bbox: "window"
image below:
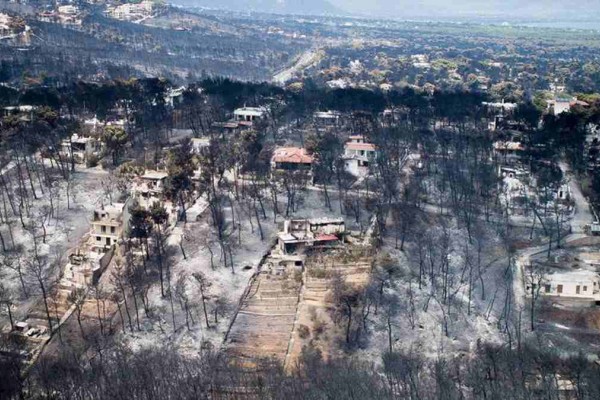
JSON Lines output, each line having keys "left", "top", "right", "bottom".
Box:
{"left": 584, "top": 286, "right": 588, "bottom": 292}
{"left": 101, "top": 226, "right": 106, "bottom": 233}
{"left": 545, "top": 285, "right": 551, "bottom": 293}
{"left": 111, "top": 227, "right": 116, "bottom": 234}
{"left": 576, "top": 285, "right": 581, "bottom": 295}
{"left": 557, "top": 284, "right": 563, "bottom": 294}
{"left": 96, "top": 236, "right": 101, "bottom": 242}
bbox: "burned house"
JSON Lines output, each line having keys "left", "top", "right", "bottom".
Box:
{"left": 60, "top": 134, "right": 104, "bottom": 164}
{"left": 314, "top": 110, "right": 342, "bottom": 128}
{"left": 277, "top": 218, "right": 346, "bottom": 256}
{"left": 62, "top": 249, "right": 114, "bottom": 287}
{"left": 131, "top": 170, "right": 168, "bottom": 209}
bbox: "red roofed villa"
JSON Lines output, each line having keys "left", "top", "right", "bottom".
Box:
{"left": 271, "top": 147, "right": 314, "bottom": 172}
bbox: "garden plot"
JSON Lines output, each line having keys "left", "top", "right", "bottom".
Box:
{"left": 285, "top": 248, "right": 373, "bottom": 370}
{"left": 225, "top": 265, "right": 302, "bottom": 366}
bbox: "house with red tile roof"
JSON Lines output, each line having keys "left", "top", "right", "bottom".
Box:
{"left": 271, "top": 147, "right": 314, "bottom": 172}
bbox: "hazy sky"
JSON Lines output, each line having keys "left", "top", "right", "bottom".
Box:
{"left": 330, "top": 0, "right": 600, "bottom": 18}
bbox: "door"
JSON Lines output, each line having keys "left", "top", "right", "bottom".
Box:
{"left": 557, "top": 284, "right": 563, "bottom": 294}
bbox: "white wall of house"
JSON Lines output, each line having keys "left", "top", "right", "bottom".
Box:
{"left": 528, "top": 272, "right": 600, "bottom": 300}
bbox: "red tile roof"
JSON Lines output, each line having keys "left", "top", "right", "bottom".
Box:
{"left": 346, "top": 142, "right": 377, "bottom": 152}
{"left": 315, "top": 234, "right": 339, "bottom": 242}
{"left": 272, "top": 147, "right": 314, "bottom": 164}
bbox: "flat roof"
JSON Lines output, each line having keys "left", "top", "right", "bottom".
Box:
{"left": 545, "top": 270, "right": 600, "bottom": 283}
{"left": 234, "top": 107, "right": 266, "bottom": 116}
{"left": 142, "top": 171, "right": 168, "bottom": 180}
{"left": 95, "top": 202, "right": 125, "bottom": 215}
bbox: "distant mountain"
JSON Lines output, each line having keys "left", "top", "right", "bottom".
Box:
{"left": 172, "top": 0, "right": 344, "bottom": 16}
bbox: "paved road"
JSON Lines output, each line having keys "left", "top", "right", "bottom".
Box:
{"left": 272, "top": 48, "right": 321, "bottom": 85}
{"left": 560, "top": 161, "right": 594, "bottom": 233}
{"left": 512, "top": 163, "right": 593, "bottom": 312}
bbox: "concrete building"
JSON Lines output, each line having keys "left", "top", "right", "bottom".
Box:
{"left": 132, "top": 170, "right": 168, "bottom": 207}
{"left": 277, "top": 218, "right": 345, "bottom": 255}
{"left": 527, "top": 270, "right": 600, "bottom": 301}
{"left": 344, "top": 135, "right": 378, "bottom": 176}
{"left": 482, "top": 100, "right": 518, "bottom": 113}
{"left": 60, "top": 134, "right": 103, "bottom": 164}
{"left": 233, "top": 107, "right": 267, "bottom": 123}
{"left": 191, "top": 137, "right": 210, "bottom": 154}
{"left": 90, "top": 203, "right": 129, "bottom": 251}
{"left": 56, "top": 5, "right": 82, "bottom": 25}
{"left": 0, "top": 13, "right": 13, "bottom": 36}
{"left": 165, "top": 86, "right": 185, "bottom": 108}
{"left": 547, "top": 96, "right": 589, "bottom": 116}
{"left": 313, "top": 110, "right": 342, "bottom": 127}
{"left": 381, "top": 108, "right": 408, "bottom": 126}
{"left": 493, "top": 141, "right": 526, "bottom": 164}
{"left": 3, "top": 105, "right": 36, "bottom": 118}
{"left": 107, "top": 0, "right": 154, "bottom": 22}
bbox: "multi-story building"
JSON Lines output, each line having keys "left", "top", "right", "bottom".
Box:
{"left": 90, "top": 203, "right": 128, "bottom": 251}
{"left": 343, "top": 135, "right": 378, "bottom": 176}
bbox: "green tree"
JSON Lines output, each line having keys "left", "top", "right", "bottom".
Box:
{"left": 103, "top": 126, "right": 128, "bottom": 166}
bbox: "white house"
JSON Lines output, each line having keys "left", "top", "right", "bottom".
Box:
{"left": 90, "top": 203, "right": 129, "bottom": 251}
{"left": 57, "top": 5, "right": 78, "bottom": 15}
{"left": 165, "top": 86, "right": 185, "bottom": 108}
{"left": 493, "top": 141, "right": 526, "bottom": 164}
{"left": 344, "top": 135, "right": 378, "bottom": 176}
{"left": 233, "top": 107, "right": 267, "bottom": 123}
{"left": 57, "top": 5, "right": 81, "bottom": 25}
{"left": 547, "top": 96, "right": 589, "bottom": 116}
{"left": 191, "top": 137, "right": 210, "bottom": 154}
{"left": 131, "top": 170, "right": 169, "bottom": 209}
{"left": 0, "top": 13, "right": 13, "bottom": 36}
{"left": 482, "top": 100, "right": 518, "bottom": 113}
{"left": 527, "top": 270, "right": 600, "bottom": 301}
{"left": 314, "top": 110, "right": 342, "bottom": 127}
{"left": 107, "top": 0, "right": 154, "bottom": 21}
{"left": 61, "top": 134, "right": 103, "bottom": 164}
